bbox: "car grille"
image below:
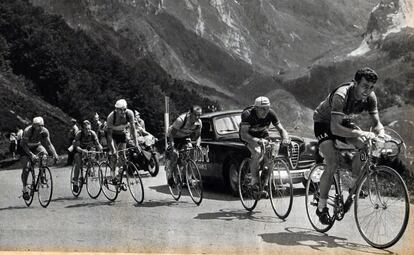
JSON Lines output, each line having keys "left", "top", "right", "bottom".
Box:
{"left": 289, "top": 141, "right": 300, "bottom": 168}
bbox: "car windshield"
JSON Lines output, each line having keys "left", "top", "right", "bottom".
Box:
{"left": 215, "top": 114, "right": 241, "bottom": 135}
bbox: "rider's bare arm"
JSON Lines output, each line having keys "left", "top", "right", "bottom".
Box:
{"left": 240, "top": 124, "right": 260, "bottom": 144}
{"left": 92, "top": 132, "right": 103, "bottom": 151}
{"left": 125, "top": 110, "right": 139, "bottom": 149}
{"left": 330, "top": 94, "right": 372, "bottom": 138}
{"left": 44, "top": 133, "right": 58, "bottom": 158}
{"left": 274, "top": 123, "right": 290, "bottom": 143}
{"left": 106, "top": 128, "right": 115, "bottom": 153}
{"left": 370, "top": 113, "right": 385, "bottom": 137}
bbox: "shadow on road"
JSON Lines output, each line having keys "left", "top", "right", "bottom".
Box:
{"left": 134, "top": 199, "right": 189, "bottom": 208}
{"left": 51, "top": 196, "right": 84, "bottom": 203}
{"left": 259, "top": 227, "right": 393, "bottom": 254}
{"left": 149, "top": 183, "right": 239, "bottom": 202}
{"left": 0, "top": 205, "right": 33, "bottom": 211}
{"left": 194, "top": 209, "right": 284, "bottom": 223}
{"left": 65, "top": 201, "right": 114, "bottom": 208}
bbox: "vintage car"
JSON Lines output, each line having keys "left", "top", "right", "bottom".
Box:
{"left": 196, "top": 110, "right": 316, "bottom": 195}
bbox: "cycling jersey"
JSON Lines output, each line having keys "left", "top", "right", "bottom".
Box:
{"left": 168, "top": 113, "right": 202, "bottom": 139}
{"left": 21, "top": 125, "right": 50, "bottom": 148}
{"left": 74, "top": 130, "right": 100, "bottom": 150}
{"left": 240, "top": 106, "right": 280, "bottom": 139}
{"left": 314, "top": 82, "right": 378, "bottom": 123}
{"left": 106, "top": 109, "right": 134, "bottom": 133}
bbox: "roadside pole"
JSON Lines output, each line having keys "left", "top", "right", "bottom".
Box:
{"left": 164, "top": 96, "right": 169, "bottom": 149}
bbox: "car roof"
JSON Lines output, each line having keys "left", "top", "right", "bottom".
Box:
{"left": 200, "top": 109, "right": 242, "bottom": 119}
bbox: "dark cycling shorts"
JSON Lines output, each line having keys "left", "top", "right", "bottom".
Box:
{"left": 239, "top": 131, "right": 269, "bottom": 143}
{"left": 173, "top": 137, "right": 191, "bottom": 150}
{"left": 314, "top": 122, "right": 346, "bottom": 145}
{"left": 112, "top": 132, "right": 127, "bottom": 144}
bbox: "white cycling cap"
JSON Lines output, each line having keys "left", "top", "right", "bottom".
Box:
{"left": 33, "top": 116, "right": 44, "bottom": 126}
{"left": 115, "top": 99, "right": 127, "bottom": 108}
{"left": 254, "top": 96, "right": 270, "bottom": 107}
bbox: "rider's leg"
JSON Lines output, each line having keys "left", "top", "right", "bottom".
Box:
{"left": 318, "top": 139, "right": 338, "bottom": 210}
{"left": 109, "top": 139, "right": 117, "bottom": 178}
{"left": 346, "top": 137, "right": 365, "bottom": 181}
{"left": 73, "top": 152, "right": 82, "bottom": 182}
{"left": 167, "top": 148, "right": 179, "bottom": 185}
{"left": 246, "top": 142, "right": 262, "bottom": 186}
{"left": 262, "top": 143, "right": 279, "bottom": 186}
{"left": 117, "top": 142, "right": 127, "bottom": 177}
{"left": 20, "top": 155, "right": 31, "bottom": 191}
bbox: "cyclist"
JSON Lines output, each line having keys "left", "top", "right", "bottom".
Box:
{"left": 72, "top": 120, "right": 103, "bottom": 192}
{"left": 313, "top": 67, "right": 385, "bottom": 225}
{"left": 166, "top": 105, "right": 203, "bottom": 186}
{"left": 239, "top": 96, "right": 290, "bottom": 196}
{"left": 19, "top": 117, "right": 59, "bottom": 200}
{"left": 106, "top": 99, "right": 140, "bottom": 182}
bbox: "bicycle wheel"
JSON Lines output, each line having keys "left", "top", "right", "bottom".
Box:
{"left": 24, "top": 169, "right": 35, "bottom": 207}
{"left": 355, "top": 165, "right": 410, "bottom": 249}
{"left": 186, "top": 160, "right": 203, "bottom": 205}
{"left": 126, "top": 161, "right": 144, "bottom": 204}
{"left": 238, "top": 158, "right": 258, "bottom": 211}
{"left": 148, "top": 153, "right": 160, "bottom": 177}
{"left": 86, "top": 162, "right": 102, "bottom": 199}
{"left": 168, "top": 162, "right": 182, "bottom": 201}
{"left": 37, "top": 167, "right": 53, "bottom": 208}
{"left": 269, "top": 158, "right": 293, "bottom": 219}
{"left": 70, "top": 164, "right": 82, "bottom": 197}
{"left": 305, "top": 164, "right": 338, "bottom": 232}
{"left": 99, "top": 161, "right": 119, "bottom": 201}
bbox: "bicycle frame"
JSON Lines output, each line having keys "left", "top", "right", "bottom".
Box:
{"left": 329, "top": 136, "right": 398, "bottom": 220}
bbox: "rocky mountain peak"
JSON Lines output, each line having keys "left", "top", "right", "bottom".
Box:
{"left": 349, "top": 0, "right": 413, "bottom": 56}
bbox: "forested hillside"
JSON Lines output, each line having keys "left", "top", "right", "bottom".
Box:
{"left": 0, "top": 0, "right": 220, "bottom": 146}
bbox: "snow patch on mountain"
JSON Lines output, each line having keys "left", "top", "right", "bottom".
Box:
{"left": 195, "top": 5, "right": 205, "bottom": 36}
{"left": 384, "top": 0, "right": 413, "bottom": 37}
{"left": 348, "top": 39, "right": 371, "bottom": 57}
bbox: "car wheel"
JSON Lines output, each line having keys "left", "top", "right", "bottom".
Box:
{"left": 225, "top": 159, "right": 239, "bottom": 196}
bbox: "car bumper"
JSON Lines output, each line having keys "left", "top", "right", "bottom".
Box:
{"left": 273, "top": 168, "right": 312, "bottom": 183}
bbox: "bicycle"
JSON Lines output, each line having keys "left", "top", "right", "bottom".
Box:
{"left": 99, "top": 147, "right": 144, "bottom": 204}
{"left": 166, "top": 140, "right": 203, "bottom": 206}
{"left": 238, "top": 138, "right": 293, "bottom": 219}
{"left": 70, "top": 150, "right": 102, "bottom": 198}
{"left": 305, "top": 131, "right": 409, "bottom": 249}
{"left": 23, "top": 152, "right": 54, "bottom": 208}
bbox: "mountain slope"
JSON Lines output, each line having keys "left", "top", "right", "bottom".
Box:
{"left": 31, "top": 0, "right": 377, "bottom": 103}
{"left": 0, "top": 0, "right": 220, "bottom": 142}
{"left": 0, "top": 72, "right": 71, "bottom": 158}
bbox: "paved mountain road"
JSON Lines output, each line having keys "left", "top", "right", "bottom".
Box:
{"left": 0, "top": 166, "right": 413, "bottom": 254}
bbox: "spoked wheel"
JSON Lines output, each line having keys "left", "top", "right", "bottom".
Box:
{"left": 305, "top": 164, "right": 338, "bottom": 232}
{"left": 126, "top": 161, "right": 144, "bottom": 204}
{"left": 167, "top": 160, "right": 182, "bottom": 201}
{"left": 37, "top": 167, "right": 53, "bottom": 208}
{"left": 86, "top": 162, "right": 102, "bottom": 199}
{"left": 186, "top": 160, "right": 203, "bottom": 206}
{"left": 24, "top": 169, "right": 35, "bottom": 207}
{"left": 147, "top": 153, "right": 159, "bottom": 177}
{"left": 99, "top": 162, "right": 119, "bottom": 202}
{"left": 238, "top": 158, "right": 258, "bottom": 211}
{"left": 355, "top": 165, "right": 409, "bottom": 249}
{"left": 269, "top": 158, "right": 293, "bottom": 219}
{"left": 70, "top": 164, "right": 82, "bottom": 197}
